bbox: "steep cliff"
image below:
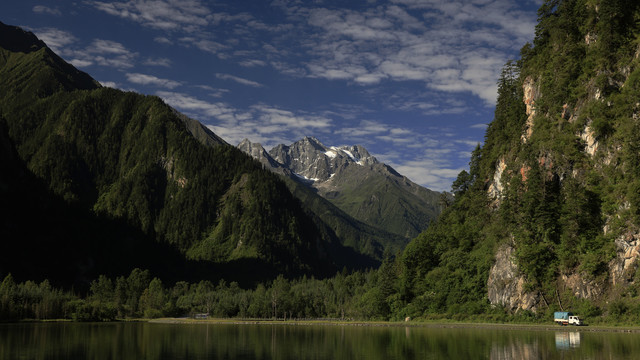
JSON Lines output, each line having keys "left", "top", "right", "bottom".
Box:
{"left": 398, "top": 0, "right": 640, "bottom": 318}
{"left": 484, "top": 0, "right": 640, "bottom": 313}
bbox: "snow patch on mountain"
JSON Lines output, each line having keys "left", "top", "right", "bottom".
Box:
{"left": 340, "top": 148, "right": 358, "bottom": 163}
{"left": 325, "top": 149, "right": 337, "bottom": 158}
{"left": 294, "top": 172, "right": 319, "bottom": 183}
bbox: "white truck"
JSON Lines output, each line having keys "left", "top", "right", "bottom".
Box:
{"left": 554, "top": 311, "right": 582, "bottom": 326}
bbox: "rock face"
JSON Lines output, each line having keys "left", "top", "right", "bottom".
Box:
{"left": 579, "top": 124, "right": 599, "bottom": 156}
{"left": 238, "top": 139, "right": 290, "bottom": 176}
{"left": 609, "top": 230, "right": 640, "bottom": 287}
{"left": 487, "top": 156, "right": 507, "bottom": 207}
{"left": 521, "top": 76, "right": 540, "bottom": 143}
{"left": 239, "top": 137, "right": 443, "bottom": 239}
{"left": 486, "top": 199, "right": 640, "bottom": 313}
{"left": 268, "top": 136, "right": 377, "bottom": 182}
{"left": 486, "top": 81, "right": 638, "bottom": 313}
{"left": 561, "top": 273, "right": 604, "bottom": 300}
{"left": 487, "top": 243, "right": 540, "bottom": 312}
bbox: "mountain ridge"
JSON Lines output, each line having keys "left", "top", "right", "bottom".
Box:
{"left": 0, "top": 21, "right": 379, "bottom": 286}
{"left": 239, "top": 137, "right": 444, "bottom": 240}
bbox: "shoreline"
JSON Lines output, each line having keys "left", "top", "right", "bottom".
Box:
{"left": 147, "top": 318, "right": 640, "bottom": 333}
{"left": 7, "top": 318, "right": 640, "bottom": 334}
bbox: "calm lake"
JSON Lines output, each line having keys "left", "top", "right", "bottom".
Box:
{"left": 2, "top": 322, "right": 640, "bottom": 359}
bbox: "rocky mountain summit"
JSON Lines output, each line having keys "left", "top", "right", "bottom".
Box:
{"left": 239, "top": 137, "right": 443, "bottom": 239}
{"left": 268, "top": 136, "right": 377, "bottom": 183}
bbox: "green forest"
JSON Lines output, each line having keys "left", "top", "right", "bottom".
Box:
{"left": 3, "top": 0, "right": 640, "bottom": 325}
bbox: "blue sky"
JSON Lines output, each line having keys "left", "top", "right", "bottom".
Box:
{"left": 1, "top": 0, "right": 541, "bottom": 191}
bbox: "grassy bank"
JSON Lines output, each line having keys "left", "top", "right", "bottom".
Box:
{"left": 147, "top": 317, "right": 640, "bottom": 333}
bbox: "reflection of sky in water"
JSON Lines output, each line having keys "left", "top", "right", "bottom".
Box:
{"left": 555, "top": 332, "right": 581, "bottom": 350}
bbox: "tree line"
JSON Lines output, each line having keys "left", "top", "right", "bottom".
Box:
{"left": 0, "top": 268, "right": 400, "bottom": 322}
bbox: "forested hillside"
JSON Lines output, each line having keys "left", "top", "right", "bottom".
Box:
{"left": 387, "top": 0, "right": 640, "bottom": 321}
{"left": 5, "top": 0, "right": 640, "bottom": 324}
{"left": 0, "top": 21, "right": 374, "bottom": 287}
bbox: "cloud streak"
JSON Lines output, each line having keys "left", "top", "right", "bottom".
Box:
{"left": 126, "top": 73, "right": 181, "bottom": 89}
{"left": 267, "top": 1, "right": 536, "bottom": 105}
{"left": 34, "top": 0, "right": 538, "bottom": 191}
{"left": 32, "top": 28, "right": 77, "bottom": 53}
{"left": 86, "top": 0, "right": 212, "bottom": 31}
{"left": 157, "top": 87, "right": 480, "bottom": 191}
{"left": 215, "top": 73, "right": 264, "bottom": 88}
{"left": 31, "top": 28, "right": 139, "bottom": 69}
{"left": 33, "top": 5, "right": 62, "bottom": 16}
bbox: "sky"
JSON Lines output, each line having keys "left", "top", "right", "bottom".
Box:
{"left": 1, "top": 0, "right": 542, "bottom": 192}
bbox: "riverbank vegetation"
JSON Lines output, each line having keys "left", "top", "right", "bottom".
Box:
{"left": 1, "top": 270, "right": 637, "bottom": 326}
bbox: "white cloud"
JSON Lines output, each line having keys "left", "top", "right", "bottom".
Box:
{"left": 99, "top": 80, "right": 118, "bottom": 88}
{"left": 238, "top": 59, "right": 267, "bottom": 67}
{"left": 155, "top": 91, "right": 333, "bottom": 149}
{"left": 33, "top": 5, "right": 62, "bottom": 16}
{"left": 157, "top": 91, "right": 242, "bottom": 120}
{"left": 32, "top": 28, "right": 77, "bottom": 53}
{"left": 253, "top": 105, "right": 332, "bottom": 129}
{"left": 126, "top": 73, "right": 181, "bottom": 89}
{"left": 270, "top": 1, "right": 535, "bottom": 106}
{"left": 394, "top": 161, "right": 463, "bottom": 192}
{"left": 335, "top": 120, "right": 390, "bottom": 137}
{"left": 154, "top": 36, "right": 173, "bottom": 45}
{"left": 143, "top": 57, "right": 172, "bottom": 67}
{"left": 76, "top": 0, "right": 536, "bottom": 190}
{"left": 63, "top": 39, "right": 138, "bottom": 69}
{"left": 30, "top": 28, "right": 137, "bottom": 69}
{"left": 181, "top": 37, "right": 227, "bottom": 55}
{"left": 69, "top": 59, "right": 93, "bottom": 67}
{"left": 378, "top": 145, "right": 468, "bottom": 192}
{"left": 215, "top": 73, "right": 264, "bottom": 88}
{"left": 87, "top": 39, "right": 130, "bottom": 55}
{"left": 87, "top": 0, "right": 211, "bottom": 31}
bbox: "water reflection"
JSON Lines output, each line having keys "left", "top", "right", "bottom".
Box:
{"left": 555, "top": 331, "right": 581, "bottom": 350}
{"left": 490, "top": 339, "right": 541, "bottom": 360}
{"left": 1, "top": 322, "right": 639, "bottom": 360}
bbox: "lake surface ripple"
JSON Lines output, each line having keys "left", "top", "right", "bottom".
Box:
{"left": 2, "top": 322, "right": 639, "bottom": 359}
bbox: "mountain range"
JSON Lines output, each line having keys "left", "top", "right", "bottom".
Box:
{"left": 0, "top": 21, "right": 396, "bottom": 286}
{"left": 2, "top": 0, "right": 639, "bottom": 320}
{"left": 239, "top": 137, "right": 444, "bottom": 240}
{"left": 0, "top": 19, "right": 450, "bottom": 289}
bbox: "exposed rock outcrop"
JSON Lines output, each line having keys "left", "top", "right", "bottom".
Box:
{"left": 487, "top": 242, "right": 540, "bottom": 312}
{"left": 609, "top": 230, "right": 640, "bottom": 287}
{"left": 268, "top": 136, "right": 378, "bottom": 183}
{"left": 579, "top": 123, "right": 599, "bottom": 156}
{"left": 488, "top": 156, "right": 507, "bottom": 207}
{"left": 521, "top": 76, "right": 540, "bottom": 143}
{"left": 238, "top": 138, "right": 290, "bottom": 176}
{"left": 561, "top": 273, "right": 604, "bottom": 300}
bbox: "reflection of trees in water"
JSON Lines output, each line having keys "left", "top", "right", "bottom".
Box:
{"left": 490, "top": 338, "right": 541, "bottom": 360}
{"left": 490, "top": 331, "right": 584, "bottom": 359}
{"left": 6, "top": 323, "right": 640, "bottom": 359}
